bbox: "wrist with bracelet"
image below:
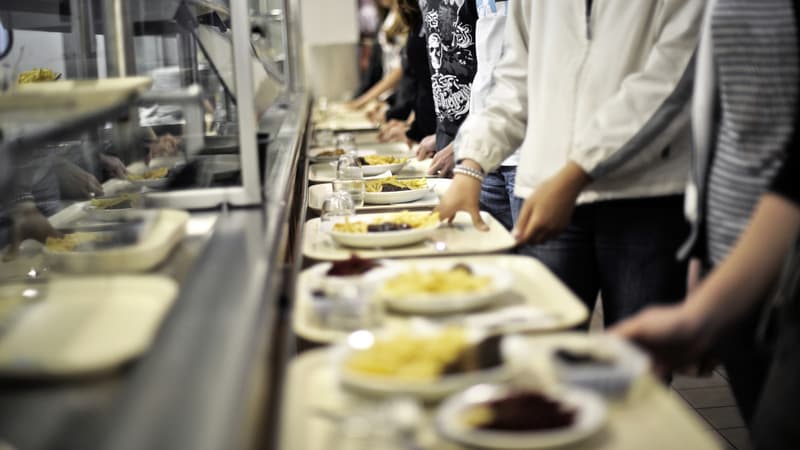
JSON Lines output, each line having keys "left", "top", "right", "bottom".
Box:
{"left": 453, "top": 164, "right": 485, "bottom": 183}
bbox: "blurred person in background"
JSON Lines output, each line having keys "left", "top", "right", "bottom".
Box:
{"left": 436, "top": 0, "right": 704, "bottom": 327}
{"left": 376, "top": 0, "right": 437, "bottom": 147}
{"left": 349, "top": 0, "right": 408, "bottom": 111}
{"left": 357, "top": 0, "right": 386, "bottom": 93}
{"left": 0, "top": 147, "right": 61, "bottom": 259}
{"left": 614, "top": 1, "right": 800, "bottom": 442}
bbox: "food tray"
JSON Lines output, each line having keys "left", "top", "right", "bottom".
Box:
{"left": 43, "top": 209, "right": 189, "bottom": 273}
{"left": 0, "top": 276, "right": 177, "bottom": 378}
{"left": 278, "top": 344, "right": 721, "bottom": 450}
{"left": 307, "top": 179, "right": 451, "bottom": 213}
{"left": 308, "top": 158, "right": 433, "bottom": 183}
{"left": 308, "top": 141, "right": 411, "bottom": 161}
{"left": 0, "top": 77, "right": 152, "bottom": 125}
{"left": 302, "top": 211, "right": 515, "bottom": 261}
{"left": 293, "top": 255, "right": 589, "bottom": 343}
{"left": 313, "top": 116, "right": 379, "bottom": 132}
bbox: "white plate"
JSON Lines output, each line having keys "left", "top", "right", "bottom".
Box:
{"left": 148, "top": 156, "right": 186, "bottom": 170}
{"left": 84, "top": 205, "right": 139, "bottom": 221}
{"left": 129, "top": 177, "right": 169, "bottom": 189}
{"left": 363, "top": 186, "right": 430, "bottom": 205}
{"left": 83, "top": 196, "right": 144, "bottom": 221}
{"left": 371, "top": 262, "right": 515, "bottom": 314}
{"left": 548, "top": 334, "right": 651, "bottom": 397}
{"left": 329, "top": 220, "right": 439, "bottom": 249}
{"left": 309, "top": 160, "right": 431, "bottom": 183}
{"left": 308, "top": 179, "right": 451, "bottom": 212}
{"left": 436, "top": 384, "right": 608, "bottom": 449}
{"left": 361, "top": 160, "right": 408, "bottom": 176}
{"left": 337, "top": 331, "right": 516, "bottom": 401}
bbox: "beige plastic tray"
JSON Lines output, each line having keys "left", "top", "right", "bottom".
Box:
{"left": 278, "top": 341, "right": 721, "bottom": 450}
{"left": 302, "top": 211, "right": 515, "bottom": 261}
{"left": 0, "top": 77, "right": 153, "bottom": 123}
{"left": 293, "top": 255, "right": 589, "bottom": 343}
{"left": 313, "top": 130, "right": 398, "bottom": 146}
{"left": 308, "top": 141, "right": 411, "bottom": 157}
{"left": 308, "top": 158, "right": 434, "bottom": 183}
{"left": 0, "top": 275, "right": 177, "bottom": 378}
{"left": 313, "top": 114, "right": 379, "bottom": 132}
{"left": 43, "top": 209, "right": 189, "bottom": 273}
{"left": 307, "top": 179, "right": 451, "bottom": 213}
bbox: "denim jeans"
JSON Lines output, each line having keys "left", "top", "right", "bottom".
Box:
{"left": 480, "top": 166, "right": 522, "bottom": 231}
{"left": 517, "top": 195, "right": 689, "bottom": 327}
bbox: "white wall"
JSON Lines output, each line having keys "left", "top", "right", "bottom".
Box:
{"left": 299, "top": 0, "right": 360, "bottom": 97}
{"left": 300, "top": 0, "right": 359, "bottom": 45}
{"left": 5, "top": 30, "right": 66, "bottom": 75}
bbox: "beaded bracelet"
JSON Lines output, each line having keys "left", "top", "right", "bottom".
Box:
{"left": 453, "top": 165, "right": 485, "bottom": 182}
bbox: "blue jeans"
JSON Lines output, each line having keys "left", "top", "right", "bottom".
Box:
{"left": 480, "top": 166, "right": 522, "bottom": 231}
{"left": 517, "top": 195, "right": 688, "bottom": 327}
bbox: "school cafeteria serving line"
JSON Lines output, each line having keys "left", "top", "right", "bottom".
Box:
{"left": 1, "top": 1, "right": 798, "bottom": 449}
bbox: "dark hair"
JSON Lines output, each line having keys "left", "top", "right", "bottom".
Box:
{"left": 396, "top": 0, "right": 422, "bottom": 30}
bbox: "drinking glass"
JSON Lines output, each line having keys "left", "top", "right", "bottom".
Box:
{"left": 320, "top": 190, "right": 356, "bottom": 233}
{"left": 336, "top": 132, "right": 357, "bottom": 153}
{"left": 315, "top": 129, "right": 335, "bottom": 147}
{"left": 334, "top": 154, "right": 365, "bottom": 208}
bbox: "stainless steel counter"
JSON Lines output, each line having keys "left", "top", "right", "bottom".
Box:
{"left": 0, "top": 92, "right": 310, "bottom": 450}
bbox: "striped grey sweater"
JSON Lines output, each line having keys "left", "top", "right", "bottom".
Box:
{"left": 706, "top": 0, "right": 800, "bottom": 265}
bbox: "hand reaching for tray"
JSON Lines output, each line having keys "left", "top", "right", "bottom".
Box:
{"left": 3, "top": 201, "right": 61, "bottom": 261}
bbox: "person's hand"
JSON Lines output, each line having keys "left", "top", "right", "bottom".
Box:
{"left": 367, "top": 103, "right": 388, "bottom": 123}
{"left": 513, "top": 162, "right": 590, "bottom": 244}
{"left": 148, "top": 134, "right": 181, "bottom": 160}
{"left": 98, "top": 153, "right": 127, "bottom": 179}
{"left": 56, "top": 160, "right": 104, "bottom": 199}
{"left": 434, "top": 159, "right": 488, "bottom": 231}
{"left": 379, "top": 120, "right": 409, "bottom": 142}
{"left": 345, "top": 99, "right": 367, "bottom": 111}
{"left": 4, "top": 201, "right": 61, "bottom": 261}
{"left": 416, "top": 134, "right": 436, "bottom": 160}
{"left": 611, "top": 303, "right": 714, "bottom": 377}
{"left": 428, "top": 143, "right": 455, "bottom": 177}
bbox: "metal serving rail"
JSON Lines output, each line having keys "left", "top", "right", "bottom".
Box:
{"left": 0, "top": 92, "right": 310, "bottom": 450}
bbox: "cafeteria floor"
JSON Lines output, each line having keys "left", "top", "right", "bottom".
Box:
{"left": 588, "top": 303, "right": 752, "bottom": 450}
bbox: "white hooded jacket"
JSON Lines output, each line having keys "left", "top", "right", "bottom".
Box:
{"left": 455, "top": 0, "right": 704, "bottom": 203}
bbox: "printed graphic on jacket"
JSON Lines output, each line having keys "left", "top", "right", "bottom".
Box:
{"left": 420, "top": 0, "right": 478, "bottom": 128}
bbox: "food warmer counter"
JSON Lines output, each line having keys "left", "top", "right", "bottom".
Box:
{"left": 0, "top": 0, "right": 309, "bottom": 447}
{"left": 0, "top": 88, "right": 310, "bottom": 450}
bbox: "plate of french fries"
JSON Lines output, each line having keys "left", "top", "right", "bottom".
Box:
{"left": 369, "top": 261, "right": 515, "bottom": 314}
{"left": 337, "top": 327, "right": 517, "bottom": 400}
{"left": 329, "top": 211, "right": 440, "bottom": 248}
{"left": 358, "top": 155, "right": 409, "bottom": 176}
{"left": 127, "top": 167, "right": 170, "bottom": 189}
{"left": 364, "top": 177, "right": 430, "bottom": 204}
{"left": 84, "top": 193, "right": 143, "bottom": 220}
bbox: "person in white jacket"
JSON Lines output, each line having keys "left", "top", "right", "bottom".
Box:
{"left": 472, "top": 0, "right": 521, "bottom": 231}
{"left": 437, "top": 0, "right": 704, "bottom": 325}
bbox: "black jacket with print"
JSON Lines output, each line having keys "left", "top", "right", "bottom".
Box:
{"left": 419, "top": 0, "right": 479, "bottom": 150}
